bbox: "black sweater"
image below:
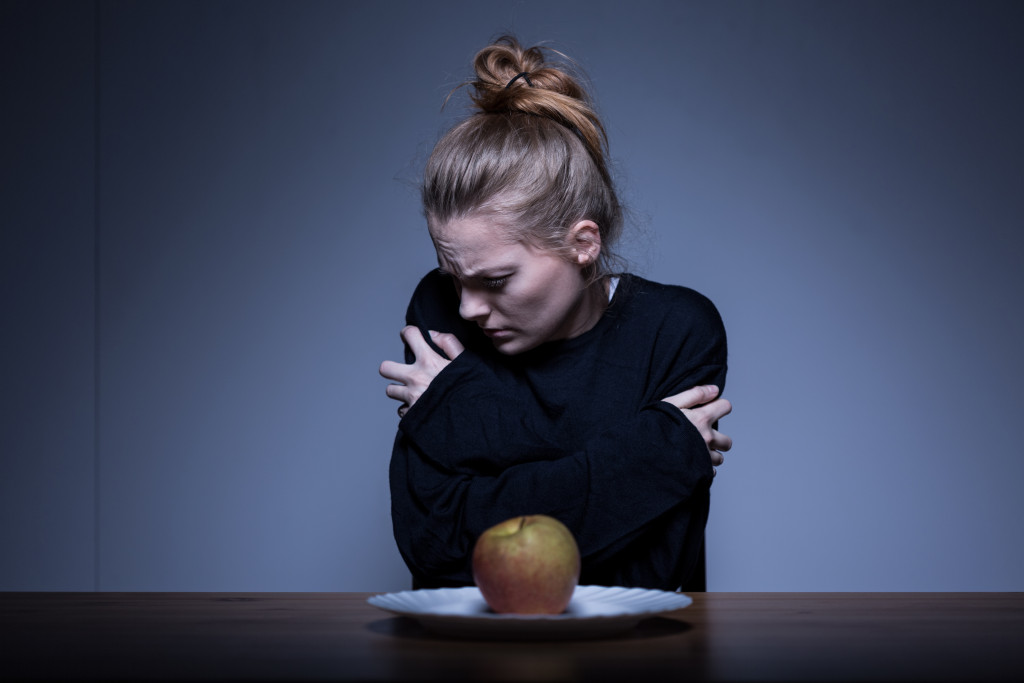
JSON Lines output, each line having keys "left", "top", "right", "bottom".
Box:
{"left": 389, "top": 270, "right": 728, "bottom": 591}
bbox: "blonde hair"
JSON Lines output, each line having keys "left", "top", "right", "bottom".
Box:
{"left": 422, "top": 36, "right": 624, "bottom": 279}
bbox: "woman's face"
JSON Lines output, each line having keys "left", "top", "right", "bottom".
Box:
{"left": 430, "top": 215, "right": 603, "bottom": 355}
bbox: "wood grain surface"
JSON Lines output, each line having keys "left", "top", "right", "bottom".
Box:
{"left": 2, "top": 592, "right": 1022, "bottom": 681}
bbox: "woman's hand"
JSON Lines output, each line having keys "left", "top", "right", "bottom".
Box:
{"left": 662, "top": 385, "right": 733, "bottom": 468}
{"left": 379, "top": 326, "right": 465, "bottom": 418}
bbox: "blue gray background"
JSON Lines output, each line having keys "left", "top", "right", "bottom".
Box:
{"left": 3, "top": 0, "right": 1022, "bottom": 592}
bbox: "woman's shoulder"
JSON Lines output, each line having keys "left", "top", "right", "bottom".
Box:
{"left": 407, "top": 269, "right": 458, "bottom": 324}
{"left": 406, "top": 269, "right": 491, "bottom": 351}
{"left": 610, "top": 274, "right": 727, "bottom": 372}
{"left": 616, "top": 273, "right": 724, "bottom": 333}
{"left": 411, "top": 267, "right": 452, "bottom": 295}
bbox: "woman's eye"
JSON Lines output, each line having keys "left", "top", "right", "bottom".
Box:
{"left": 483, "top": 276, "right": 509, "bottom": 289}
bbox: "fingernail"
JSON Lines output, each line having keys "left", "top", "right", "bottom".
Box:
{"left": 429, "top": 330, "right": 439, "bottom": 339}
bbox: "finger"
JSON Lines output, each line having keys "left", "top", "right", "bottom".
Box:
{"left": 430, "top": 330, "right": 465, "bottom": 360}
{"left": 687, "top": 398, "right": 733, "bottom": 427}
{"left": 710, "top": 450, "right": 725, "bottom": 467}
{"left": 662, "top": 384, "right": 720, "bottom": 410}
{"left": 379, "top": 359, "right": 409, "bottom": 382}
{"left": 400, "top": 325, "right": 438, "bottom": 360}
{"left": 384, "top": 383, "right": 412, "bottom": 405}
{"left": 708, "top": 397, "right": 733, "bottom": 422}
{"left": 710, "top": 431, "right": 733, "bottom": 453}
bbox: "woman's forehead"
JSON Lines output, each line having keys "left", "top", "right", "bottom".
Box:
{"left": 430, "top": 217, "right": 521, "bottom": 276}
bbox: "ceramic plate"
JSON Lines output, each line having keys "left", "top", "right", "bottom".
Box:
{"left": 367, "top": 585, "right": 692, "bottom": 640}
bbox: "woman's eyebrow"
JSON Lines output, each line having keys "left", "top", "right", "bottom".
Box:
{"left": 460, "top": 263, "right": 515, "bottom": 279}
{"left": 434, "top": 255, "right": 458, "bottom": 277}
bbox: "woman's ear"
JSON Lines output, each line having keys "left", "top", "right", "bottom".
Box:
{"left": 569, "top": 220, "right": 602, "bottom": 266}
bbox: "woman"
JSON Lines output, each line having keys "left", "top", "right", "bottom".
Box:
{"left": 379, "top": 36, "right": 732, "bottom": 592}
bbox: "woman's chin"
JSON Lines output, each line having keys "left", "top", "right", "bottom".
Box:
{"left": 490, "top": 334, "right": 532, "bottom": 355}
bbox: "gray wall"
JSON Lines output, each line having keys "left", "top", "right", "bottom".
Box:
{"left": 3, "top": 0, "right": 1022, "bottom": 591}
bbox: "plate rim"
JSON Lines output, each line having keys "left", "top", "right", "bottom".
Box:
{"left": 367, "top": 584, "right": 693, "bottom": 622}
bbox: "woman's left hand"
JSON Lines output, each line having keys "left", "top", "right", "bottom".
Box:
{"left": 379, "top": 326, "right": 465, "bottom": 417}
{"left": 661, "top": 385, "right": 733, "bottom": 467}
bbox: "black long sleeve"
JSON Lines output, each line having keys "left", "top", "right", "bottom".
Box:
{"left": 389, "top": 270, "right": 727, "bottom": 590}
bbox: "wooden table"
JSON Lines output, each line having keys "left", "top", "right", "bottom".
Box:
{"left": 2, "top": 592, "right": 1022, "bottom": 681}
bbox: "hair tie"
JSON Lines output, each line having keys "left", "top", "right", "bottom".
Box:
{"left": 505, "top": 72, "right": 533, "bottom": 89}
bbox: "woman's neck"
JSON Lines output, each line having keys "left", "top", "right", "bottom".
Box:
{"left": 565, "top": 276, "right": 609, "bottom": 340}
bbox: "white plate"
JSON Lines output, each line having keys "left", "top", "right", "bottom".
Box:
{"left": 367, "top": 585, "right": 692, "bottom": 640}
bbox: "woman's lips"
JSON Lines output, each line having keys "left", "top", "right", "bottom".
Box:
{"left": 483, "top": 328, "right": 512, "bottom": 339}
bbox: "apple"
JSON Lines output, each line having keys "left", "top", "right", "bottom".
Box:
{"left": 471, "top": 514, "right": 581, "bottom": 614}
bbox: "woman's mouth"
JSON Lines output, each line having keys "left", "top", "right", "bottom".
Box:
{"left": 483, "top": 328, "right": 512, "bottom": 339}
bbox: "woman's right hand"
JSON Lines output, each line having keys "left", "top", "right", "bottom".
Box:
{"left": 662, "top": 385, "right": 733, "bottom": 467}
{"left": 379, "top": 326, "right": 465, "bottom": 418}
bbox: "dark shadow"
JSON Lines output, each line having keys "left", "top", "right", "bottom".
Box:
{"left": 366, "top": 616, "right": 692, "bottom": 642}
{"left": 367, "top": 616, "right": 438, "bottom": 640}
{"left": 630, "top": 616, "right": 692, "bottom": 638}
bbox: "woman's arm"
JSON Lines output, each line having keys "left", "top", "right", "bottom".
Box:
{"left": 391, "top": 396, "right": 714, "bottom": 587}
{"left": 390, "top": 345, "right": 723, "bottom": 587}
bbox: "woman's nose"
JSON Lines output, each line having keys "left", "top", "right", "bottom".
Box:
{"left": 459, "top": 288, "right": 490, "bottom": 321}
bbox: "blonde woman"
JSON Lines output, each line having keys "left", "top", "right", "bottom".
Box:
{"left": 380, "top": 37, "right": 732, "bottom": 592}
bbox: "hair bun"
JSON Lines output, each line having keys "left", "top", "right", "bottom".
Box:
{"left": 465, "top": 36, "right": 607, "bottom": 162}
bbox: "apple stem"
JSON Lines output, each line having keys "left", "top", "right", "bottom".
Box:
{"left": 518, "top": 516, "right": 526, "bottom": 531}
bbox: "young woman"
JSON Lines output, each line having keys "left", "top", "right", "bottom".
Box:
{"left": 379, "top": 36, "right": 732, "bottom": 592}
